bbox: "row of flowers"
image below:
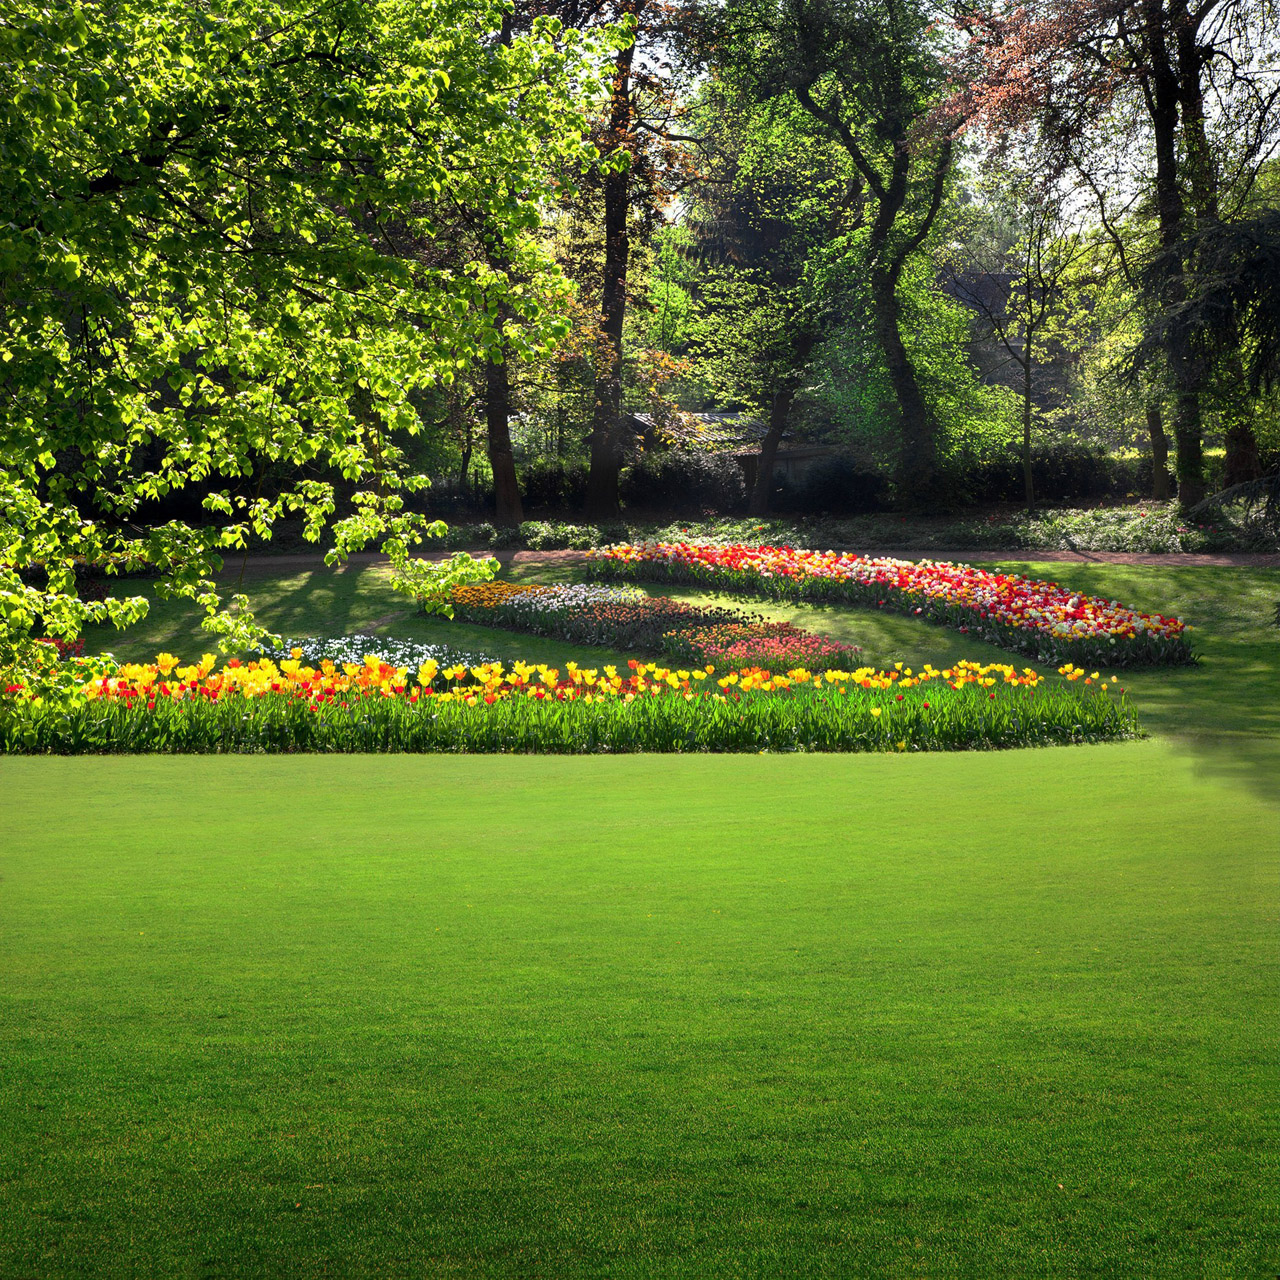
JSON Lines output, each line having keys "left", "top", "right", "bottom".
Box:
{"left": 662, "top": 621, "right": 859, "bottom": 670}
{"left": 0, "top": 649, "right": 1137, "bottom": 753}
{"left": 587, "top": 542, "right": 1195, "bottom": 667}
{"left": 446, "top": 581, "right": 862, "bottom": 670}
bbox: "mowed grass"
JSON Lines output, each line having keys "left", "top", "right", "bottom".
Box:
{"left": 11, "top": 555, "right": 1278, "bottom": 1273}
{"left": 1, "top": 745, "right": 1276, "bottom": 1276}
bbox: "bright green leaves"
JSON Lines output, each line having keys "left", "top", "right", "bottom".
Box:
{"left": 0, "top": 0, "right": 618, "bottom": 667}
{"left": 387, "top": 550, "right": 499, "bottom": 619}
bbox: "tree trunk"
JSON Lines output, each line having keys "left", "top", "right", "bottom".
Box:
{"left": 1022, "top": 351, "right": 1035, "bottom": 512}
{"left": 586, "top": 39, "right": 634, "bottom": 521}
{"left": 748, "top": 388, "right": 795, "bottom": 516}
{"left": 1146, "top": 0, "right": 1206, "bottom": 508}
{"left": 458, "top": 438, "right": 472, "bottom": 496}
{"left": 1171, "top": 390, "right": 1206, "bottom": 506}
{"left": 1146, "top": 403, "right": 1171, "bottom": 499}
{"left": 1174, "top": 15, "right": 1262, "bottom": 493}
{"left": 480, "top": 10, "right": 523, "bottom": 528}
{"left": 871, "top": 269, "right": 936, "bottom": 503}
{"left": 451, "top": 390, "right": 473, "bottom": 496}
{"left": 486, "top": 353, "right": 523, "bottom": 527}
{"left": 748, "top": 328, "right": 815, "bottom": 516}
{"left": 1224, "top": 414, "right": 1264, "bottom": 488}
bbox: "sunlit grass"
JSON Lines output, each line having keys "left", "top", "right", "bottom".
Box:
{"left": 1, "top": 744, "right": 1275, "bottom": 1274}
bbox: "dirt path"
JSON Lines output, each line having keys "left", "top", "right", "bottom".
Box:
{"left": 229, "top": 546, "right": 1280, "bottom": 574}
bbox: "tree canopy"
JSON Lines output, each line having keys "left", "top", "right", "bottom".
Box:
{"left": 0, "top": 0, "right": 619, "bottom": 656}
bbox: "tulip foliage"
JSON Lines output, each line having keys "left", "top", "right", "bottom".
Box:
{"left": 0, "top": 649, "right": 1139, "bottom": 754}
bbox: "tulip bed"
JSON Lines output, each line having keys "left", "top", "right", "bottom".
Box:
{"left": 448, "top": 581, "right": 740, "bottom": 650}
{"left": 0, "top": 651, "right": 1138, "bottom": 754}
{"left": 446, "top": 580, "right": 862, "bottom": 671}
{"left": 588, "top": 542, "right": 1196, "bottom": 667}
{"left": 662, "top": 620, "right": 859, "bottom": 670}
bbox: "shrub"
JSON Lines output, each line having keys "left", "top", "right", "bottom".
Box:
{"left": 519, "top": 460, "right": 590, "bottom": 510}
{"left": 943, "top": 445, "right": 1157, "bottom": 505}
{"left": 771, "top": 456, "right": 888, "bottom": 515}
{"left": 621, "top": 449, "right": 747, "bottom": 514}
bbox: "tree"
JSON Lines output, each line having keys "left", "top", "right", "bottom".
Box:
{"left": 677, "top": 89, "right": 845, "bottom": 513}
{"left": 705, "top": 0, "right": 962, "bottom": 503}
{"left": 587, "top": 3, "right": 700, "bottom": 517}
{"left": 945, "top": 167, "right": 1092, "bottom": 510}
{"left": 0, "top": 0, "right": 612, "bottom": 660}
{"left": 516, "top": 0, "right": 700, "bottom": 517}
{"left": 949, "top": 0, "right": 1280, "bottom": 504}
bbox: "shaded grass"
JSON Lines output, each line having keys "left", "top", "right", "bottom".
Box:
{"left": 84, "top": 564, "right": 635, "bottom": 672}
{"left": 1, "top": 746, "right": 1275, "bottom": 1276}
{"left": 981, "top": 563, "right": 1280, "bottom": 804}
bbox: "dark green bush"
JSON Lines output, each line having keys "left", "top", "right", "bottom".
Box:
{"left": 771, "top": 456, "right": 888, "bottom": 515}
{"left": 621, "top": 450, "right": 747, "bottom": 514}
{"left": 519, "top": 460, "right": 590, "bottom": 511}
{"left": 946, "top": 446, "right": 1158, "bottom": 505}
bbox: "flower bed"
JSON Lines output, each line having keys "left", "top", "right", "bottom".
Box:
{"left": 662, "top": 621, "right": 859, "bottom": 672}
{"left": 449, "top": 581, "right": 742, "bottom": 651}
{"left": 36, "top": 637, "right": 86, "bottom": 660}
{"left": 588, "top": 542, "right": 1194, "bottom": 667}
{"left": 0, "top": 651, "right": 1138, "bottom": 754}
{"left": 258, "top": 636, "right": 492, "bottom": 671}
{"left": 445, "top": 581, "right": 859, "bottom": 669}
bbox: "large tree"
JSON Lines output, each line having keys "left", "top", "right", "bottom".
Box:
{"left": 0, "top": 0, "right": 610, "bottom": 658}
{"left": 705, "top": 0, "right": 961, "bottom": 503}
{"left": 519, "top": 0, "right": 699, "bottom": 517}
{"left": 678, "top": 89, "right": 848, "bottom": 513}
{"left": 950, "top": 0, "right": 1279, "bottom": 503}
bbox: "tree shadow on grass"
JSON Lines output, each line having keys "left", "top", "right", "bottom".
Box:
{"left": 86, "top": 564, "right": 411, "bottom": 662}
{"left": 1116, "top": 642, "right": 1280, "bottom": 807}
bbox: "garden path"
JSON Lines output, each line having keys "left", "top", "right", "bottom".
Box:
{"left": 231, "top": 547, "right": 1280, "bottom": 573}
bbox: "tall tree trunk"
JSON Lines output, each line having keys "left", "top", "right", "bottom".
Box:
{"left": 1175, "top": 24, "right": 1263, "bottom": 491}
{"left": 1223, "top": 415, "right": 1263, "bottom": 488}
{"left": 791, "top": 87, "right": 949, "bottom": 508}
{"left": 1170, "top": 390, "right": 1205, "bottom": 506}
{"left": 486, "top": 351, "right": 523, "bottom": 527}
{"left": 1146, "top": 403, "right": 1171, "bottom": 499}
{"left": 480, "top": 9, "right": 523, "bottom": 528}
{"left": 586, "top": 38, "right": 634, "bottom": 521}
{"left": 458, "top": 434, "right": 473, "bottom": 498}
{"left": 748, "top": 330, "right": 816, "bottom": 516}
{"left": 749, "top": 388, "right": 794, "bottom": 516}
{"left": 1146, "top": 0, "right": 1207, "bottom": 507}
{"left": 871, "top": 269, "right": 936, "bottom": 503}
{"left": 1022, "top": 348, "right": 1035, "bottom": 513}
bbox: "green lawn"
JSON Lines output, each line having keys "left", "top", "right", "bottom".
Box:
{"left": 1, "top": 747, "right": 1276, "bottom": 1275}
{"left": 5, "top": 556, "right": 1276, "bottom": 1274}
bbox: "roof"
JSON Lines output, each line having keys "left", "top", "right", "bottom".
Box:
{"left": 624, "top": 411, "right": 768, "bottom": 451}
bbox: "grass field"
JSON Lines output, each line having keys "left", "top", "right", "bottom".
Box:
{"left": 4, "top": 556, "right": 1277, "bottom": 1274}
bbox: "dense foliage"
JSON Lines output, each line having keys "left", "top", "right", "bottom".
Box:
{"left": 0, "top": 0, "right": 617, "bottom": 659}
